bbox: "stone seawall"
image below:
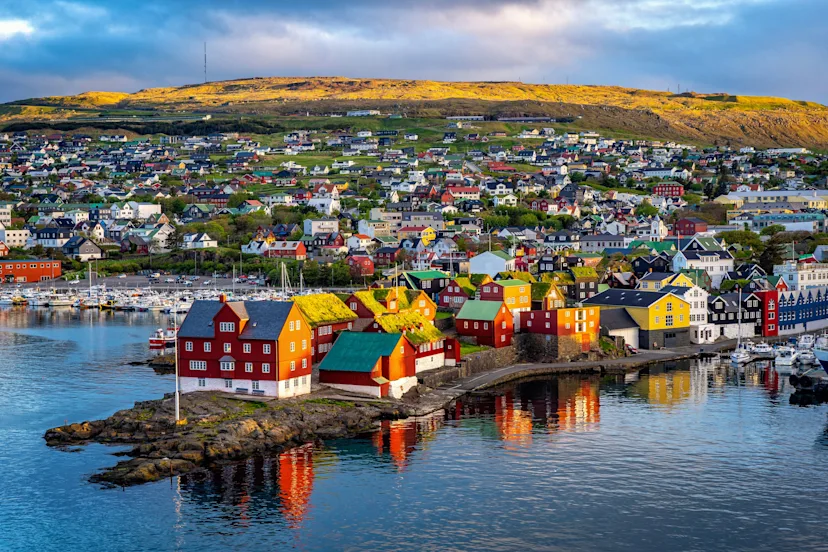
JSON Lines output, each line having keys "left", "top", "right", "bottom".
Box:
{"left": 419, "top": 346, "right": 518, "bottom": 388}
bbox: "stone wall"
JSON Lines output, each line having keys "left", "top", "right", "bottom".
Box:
{"left": 514, "top": 333, "right": 600, "bottom": 363}
{"left": 419, "top": 345, "right": 517, "bottom": 388}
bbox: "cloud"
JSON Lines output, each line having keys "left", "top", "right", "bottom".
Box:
{"left": 0, "top": 0, "right": 825, "bottom": 104}
{"left": 0, "top": 19, "right": 34, "bottom": 41}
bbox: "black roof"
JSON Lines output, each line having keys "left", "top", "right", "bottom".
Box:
{"left": 639, "top": 272, "right": 675, "bottom": 281}
{"left": 599, "top": 308, "right": 639, "bottom": 330}
{"left": 584, "top": 289, "right": 671, "bottom": 308}
{"left": 178, "top": 300, "right": 295, "bottom": 341}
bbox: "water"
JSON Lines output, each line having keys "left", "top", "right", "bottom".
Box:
{"left": 2, "top": 308, "right": 828, "bottom": 551}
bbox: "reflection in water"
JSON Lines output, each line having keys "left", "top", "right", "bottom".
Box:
{"left": 278, "top": 443, "right": 314, "bottom": 529}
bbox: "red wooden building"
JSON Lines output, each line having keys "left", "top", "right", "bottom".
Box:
{"left": 518, "top": 306, "right": 601, "bottom": 356}
{"left": 264, "top": 241, "right": 307, "bottom": 260}
{"left": 754, "top": 289, "right": 779, "bottom": 338}
{"left": 177, "top": 297, "right": 312, "bottom": 398}
{"left": 652, "top": 182, "right": 685, "bottom": 197}
{"left": 0, "top": 259, "right": 62, "bottom": 283}
{"left": 318, "top": 332, "right": 417, "bottom": 398}
{"left": 455, "top": 300, "right": 514, "bottom": 348}
{"left": 674, "top": 217, "right": 708, "bottom": 236}
{"left": 366, "top": 311, "right": 451, "bottom": 373}
{"left": 346, "top": 254, "right": 375, "bottom": 277}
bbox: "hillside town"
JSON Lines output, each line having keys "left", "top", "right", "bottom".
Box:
{"left": 3, "top": 123, "right": 828, "bottom": 398}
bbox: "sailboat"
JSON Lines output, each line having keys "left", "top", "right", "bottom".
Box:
{"left": 730, "top": 287, "right": 751, "bottom": 364}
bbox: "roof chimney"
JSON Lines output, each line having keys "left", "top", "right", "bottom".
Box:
{"left": 219, "top": 293, "right": 227, "bottom": 303}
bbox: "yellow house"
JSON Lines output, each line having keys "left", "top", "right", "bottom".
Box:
{"left": 398, "top": 226, "right": 436, "bottom": 244}
{"left": 584, "top": 289, "right": 690, "bottom": 349}
{"left": 637, "top": 272, "right": 694, "bottom": 291}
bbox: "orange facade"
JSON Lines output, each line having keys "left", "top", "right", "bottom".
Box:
{"left": 277, "top": 305, "right": 314, "bottom": 383}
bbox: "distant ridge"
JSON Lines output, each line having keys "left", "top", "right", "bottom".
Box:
{"left": 8, "top": 76, "right": 828, "bottom": 148}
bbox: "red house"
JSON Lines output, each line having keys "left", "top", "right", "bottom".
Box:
{"left": 265, "top": 241, "right": 307, "bottom": 260}
{"left": 652, "top": 182, "right": 685, "bottom": 197}
{"left": 438, "top": 276, "right": 480, "bottom": 310}
{"left": 176, "top": 297, "right": 312, "bottom": 398}
{"left": 674, "top": 217, "right": 708, "bottom": 236}
{"left": 754, "top": 290, "right": 779, "bottom": 338}
{"left": 0, "top": 241, "right": 9, "bottom": 257}
{"left": 292, "top": 293, "right": 358, "bottom": 363}
{"left": 346, "top": 254, "right": 375, "bottom": 277}
{"left": 530, "top": 199, "right": 550, "bottom": 213}
{"left": 318, "top": 332, "right": 417, "bottom": 398}
{"left": 365, "top": 311, "right": 451, "bottom": 372}
{"left": 456, "top": 300, "right": 514, "bottom": 348}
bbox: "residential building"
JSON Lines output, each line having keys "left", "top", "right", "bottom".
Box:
{"left": 672, "top": 250, "right": 734, "bottom": 288}
{"left": 519, "top": 306, "right": 600, "bottom": 357}
{"left": 468, "top": 250, "right": 516, "bottom": 277}
{"left": 478, "top": 279, "right": 532, "bottom": 327}
{"left": 177, "top": 298, "right": 312, "bottom": 398}
{"left": 0, "top": 259, "right": 62, "bottom": 283}
{"left": 456, "top": 300, "right": 514, "bottom": 348}
{"left": 62, "top": 236, "right": 104, "bottom": 261}
{"left": 292, "top": 293, "right": 358, "bottom": 364}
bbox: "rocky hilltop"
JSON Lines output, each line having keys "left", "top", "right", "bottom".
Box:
{"left": 10, "top": 77, "right": 828, "bottom": 148}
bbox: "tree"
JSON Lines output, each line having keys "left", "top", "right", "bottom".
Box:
{"left": 759, "top": 241, "right": 785, "bottom": 274}
{"left": 636, "top": 201, "right": 659, "bottom": 217}
{"left": 227, "top": 192, "right": 255, "bottom": 209}
{"left": 760, "top": 224, "right": 786, "bottom": 237}
{"left": 716, "top": 230, "right": 763, "bottom": 253}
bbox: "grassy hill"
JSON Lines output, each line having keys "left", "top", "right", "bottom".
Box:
{"left": 9, "top": 77, "right": 828, "bottom": 148}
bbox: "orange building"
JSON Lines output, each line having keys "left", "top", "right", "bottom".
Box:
{"left": 478, "top": 279, "right": 532, "bottom": 327}
{"left": 318, "top": 331, "right": 417, "bottom": 398}
{"left": 519, "top": 306, "right": 600, "bottom": 357}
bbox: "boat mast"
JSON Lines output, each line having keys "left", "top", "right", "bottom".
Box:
{"left": 173, "top": 307, "right": 180, "bottom": 423}
{"left": 737, "top": 286, "right": 742, "bottom": 349}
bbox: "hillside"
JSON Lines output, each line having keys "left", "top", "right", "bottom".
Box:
{"left": 10, "top": 77, "right": 828, "bottom": 148}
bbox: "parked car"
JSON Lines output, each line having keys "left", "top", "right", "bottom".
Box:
{"left": 202, "top": 279, "right": 212, "bottom": 286}
{"left": 181, "top": 281, "right": 193, "bottom": 287}
{"left": 165, "top": 278, "right": 176, "bottom": 283}
{"left": 117, "top": 273, "right": 127, "bottom": 279}
{"left": 625, "top": 344, "right": 638, "bottom": 355}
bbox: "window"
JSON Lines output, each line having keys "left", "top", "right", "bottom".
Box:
{"left": 185, "top": 341, "right": 193, "bottom": 352}
{"left": 302, "top": 359, "right": 307, "bottom": 369}
{"left": 197, "top": 378, "right": 206, "bottom": 387}
{"left": 204, "top": 342, "right": 211, "bottom": 352}
{"left": 262, "top": 363, "right": 270, "bottom": 374}
{"left": 296, "top": 319, "right": 301, "bottom": 330}
{"left": 474, "top": 322, "right": 479, "bottom": 329}
{"left": 666, "top": 315, "right": 673, "bottom": 326}
{"left": 219, "top": 322, "right": 235, "bottom": 332}
{"left": 252, "top": 381, "right": 260, "bottom": 391}
{"left": 350, "top": 302, "right": 357, "bottom": 310}
{"left": 245, "top": 362, "right": 253, "bottom": 373}
{"left": 189, "top": 360, "right": 207, "bottom": 371}
{"left": 464, "top": 321, "right": 469, "bottom": 329}
{"left": 289, "top": 321, "right": 295, "bottom": 331}
{"left": 263, "top": 344, "right": 271, "bottom": 354}
{"left": 502, "top": 321, "right": 506, "bottom": 329}
{"left": 679, "top": 315, "right": 684, "bottom": 322}
{"left": 302, "top": 339, "right": 307, "bottom": 350}
{"left": 290, "top": 342, "right": 295, "bottom": 352}
{"left": 501, "top": 335, "right": 506, "bottom": 342}
{"left": 419, "top": 300, "right": 425, "bottom": 307}
{"left": 655, "top": 316, "right": 660, "bottom": 324}
{"left": 290, "top": 361, "right": 296, "bottom": 371}
{"left": 285, "top": 380, "right": 290, "bottom": 390}
{"left": 302, "top": 376, "right": 307, "bottom": 386}
{"left": 769, "top": 312, "right": 775, "bottom": 320}
{"left": 666, "top": 302, "right": 672, "bottom": 312}
{"left": 243, "top": 343, "right": 251, "bottom": 354}
{"left": 224, "top": 343, "right": 231, "bottom": 353}
{"left": 220, "top": 361, "right": 235, "bottom": 371}
{"left": 400, "top": 346, "right": 404, "bottom": 355}
{"left": 224, "top": 379, "right": 233, "bottom": 389}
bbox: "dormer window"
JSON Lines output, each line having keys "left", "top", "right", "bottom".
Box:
{"left": 219, "top": 322, "right": 235, "bottom": 332}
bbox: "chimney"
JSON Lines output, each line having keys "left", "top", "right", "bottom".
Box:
{"left": 219, "top": 293, "right": 227, "bottom": 303}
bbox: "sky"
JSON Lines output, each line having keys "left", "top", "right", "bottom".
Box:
{"left": 0, "top": 0, "right": 826, "bottom": 104}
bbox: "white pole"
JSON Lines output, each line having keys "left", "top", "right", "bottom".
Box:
{"left": 174, "top": 307, "right": 180, "bottom": 422}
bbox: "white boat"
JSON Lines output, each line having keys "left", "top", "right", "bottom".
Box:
{"left": 753, "top": 342, "right": 774, "bottom": 355}
{"left": 730, "top": 348, "right": 751, "bottom": 364}
{"left": 775, "top": 346, "right": 797, "bottom": 367}
{"left": 814, "top": 335, "right": 828, "bottom": 371}
{"left": 743, "top": 340, "right": 757, "bottom": 353}
{"left": 798, "top": 334, "right": 815, "bottom": 350}
{"left": 798, "top": 350, "right": 818, "bottom": 366}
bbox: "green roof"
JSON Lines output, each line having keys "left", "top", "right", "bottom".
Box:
{"left": 469, "top": 274, "right": 491, "bottom": 286}
{"left": 490, "top": 250, "right": 513, "bottom": 261}
{"left": 457, "top": 300, "right": 504, "bottom": 321}
{"left": 353, "top": 290, "right": 389, "bottom": 316}
{"left": 551, "top": 271, "right": 574, "bottom": 285}
{"left": 531, "top": 282, "right": 553, "bottom": 301}
{"left": 570, "top": 267, "right": 599, "bottom": 280}
{"left": 318, "top": 332, "right": 402, "bottom": 373}
{"left": 405, "top": 270, "right": 448, "bottom": 280}
{"left": 574, "top": 252, "right": 603, "bottom": 259}
{"left": 374, "top": 312, "right": 443, "bottom": 346}
{"left": 630, "top": 240, "right": 675, "bottom": 253}
{"left": 452, "top": 277, "right": 476, "bottom": 296}
{"left": 292, "top": 293, "right": 357, "bottom": 328}
{"left": 497, "top": 271, "right": 536, "bottom": 283}
{"left": 498, "top": 279, "right": 529, "bottom": 288}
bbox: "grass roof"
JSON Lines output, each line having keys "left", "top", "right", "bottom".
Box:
{"left": 353, "top": 290, "right": 389, "bottom": 316}
{"left": 469, "top": 274, "right": 492, "bottom": 286}
{"left": 292, "top": 293, "right": 357, "bottom": 328}
{"left": 531, "top": 282, "right": 553, "bottom": 301}
{"left": 375, "top": 311, "right": 444, "bottom": 345}
{"left": 552, "top": 271, "right": 575, "bottom": 285}
{"left": 453, "top": 276, "right": 476, "bottom": 296}
{"left": 497, "top": 271, "right": 537, "bottom": 283}
{"left": 570, "top": 266, "right": 599, "bottom": 280}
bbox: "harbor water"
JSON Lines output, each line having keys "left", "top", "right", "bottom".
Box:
{"left": 2, "top": 308, "right": 828, "bottom": 551}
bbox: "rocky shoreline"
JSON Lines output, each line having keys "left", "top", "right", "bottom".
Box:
{"left": 44, "top": 392, "right": 408, "bottom": 487}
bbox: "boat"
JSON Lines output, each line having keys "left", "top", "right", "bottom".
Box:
{"left": 149, "top": 327, "right": 178, "bottom": 350}
{"left": 798, "top": 350, "right": 817, "bottom": 366}
{"left": 730, "top": 347, "right": 751, "bottom": 364}
{"left": 812, "top": 335, "right": 828, "bottom": 371}
{"left": 798, "top": 334, "right": 815, "bottom": 350}
{"left": 753, "top": 342, "right": 774, "bottom": 355}
{"left": 743, "top": 340, "right": 757, "bottom": 353}
{"left": 775, "top": 346, "right": 798, "bottom": 368}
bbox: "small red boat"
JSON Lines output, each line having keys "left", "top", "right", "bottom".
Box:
{"left": 149, "top": 327, "right": 178, "bottom": 350}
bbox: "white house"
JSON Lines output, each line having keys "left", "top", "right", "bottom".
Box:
{"left": 182, "top": 232, "right": 218, "bottom": 250}
{"left": 493, "top": 193, "right": 518, "bottom": 208}
{"left": 672, "top": 250, "right": 734, "bottom": 288}
{"left": 468, "top": 250, "right": 516, "bottom": 277}
{"left": 308, "top": 197, "right": 340, "bottom": 216}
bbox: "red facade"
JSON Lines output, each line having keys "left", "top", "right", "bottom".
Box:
{"left": 438, "top": 278, "right": 474, "bottom": 309}
{"left": 653, "top": 183, "right": 685, "bottom": 197}
{"left": 310, "top": 320, "right": 354, "bottom": 363}
{"left": 0, "top": 260, "right": 62, "bottom": 282}
{"left": 674, "top": 218, "right": 708, "bottom": 236}
{"left": 754, "top": 290, "right": 779, "bottom": 338}
{"left": 456, "top": 304, "right": 514, "bottom": 348}
{"left": 347, "top": 255, "right": 375, "bottom": 277}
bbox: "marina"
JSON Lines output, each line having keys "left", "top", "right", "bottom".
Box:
{"left": 2, "top": 307, "right": 828, "bottom": 551}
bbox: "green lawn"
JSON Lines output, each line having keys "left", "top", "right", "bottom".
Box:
{"left": 460, "top": 343, "right": 491, "bottom": 356}
{"left": 435, "top": 311, "right": 453, "bottom": 320}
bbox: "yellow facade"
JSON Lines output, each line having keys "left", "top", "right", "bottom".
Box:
{"left": 638, "top": 272, "right": 693, "bottom": 291}
{"left": 625, "top": 294, "right": 690, "bottom": 331}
